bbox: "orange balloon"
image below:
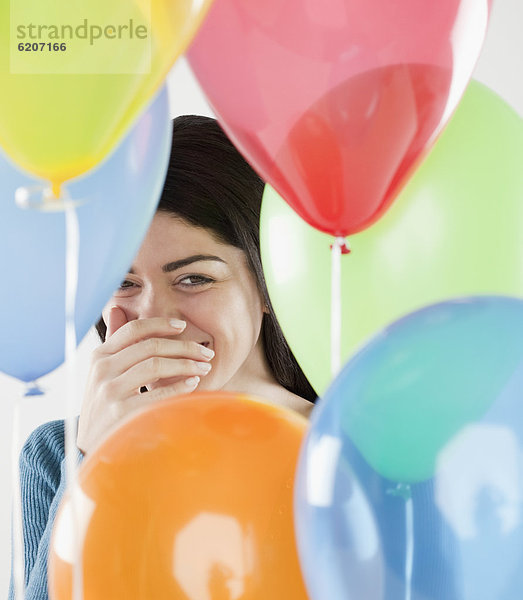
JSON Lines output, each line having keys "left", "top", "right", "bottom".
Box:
{"left": 49, "top": 392, "right": 309, "bottom": 600}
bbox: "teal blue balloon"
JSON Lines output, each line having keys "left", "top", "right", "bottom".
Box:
{"left": 295, "top": 297, "right": 523, "bottom": 600}
{"left": 0, "top": 89, "right": 171, "bottom": 383}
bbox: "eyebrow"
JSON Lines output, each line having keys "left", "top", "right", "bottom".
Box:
{"left": 128, "top": 254, "right": 226, "bottom": 275}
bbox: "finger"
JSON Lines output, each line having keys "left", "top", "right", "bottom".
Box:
{"left": 110, "top": 356, "right": 212, "bottom": 396}
{"left": 128, "top": 376, "right": 201, "bottom": 409}
{"left": 96, "top": 338, "right": 214, "bottom": 381}
{"left": 107, "top": 338, "right": 214, "bottom": 377}
{"left": 106, "top": 306, "right": 129, "bottom": 338}
{"left": 101, "top": 317, "right": 187, "bottom": 354}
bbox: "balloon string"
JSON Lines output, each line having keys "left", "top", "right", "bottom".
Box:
{"left": 64, "top": 202, "right": 83, "bottom": 600}
{"left": 11, "top": 396, "right": 25, "bottom": 600}
{"left": 330, "top": 237, "right": 346, "bottom": 379}
{"left": 405, "top": 492, "right": 414, "bottom": 600}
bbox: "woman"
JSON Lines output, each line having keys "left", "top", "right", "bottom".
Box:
{"left": 11, "top": 115, "right": 316, "bottom": 599}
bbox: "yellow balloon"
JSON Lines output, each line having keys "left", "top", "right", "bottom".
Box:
{"left": 0, "top": 0, "right": 212, "bottom": 198}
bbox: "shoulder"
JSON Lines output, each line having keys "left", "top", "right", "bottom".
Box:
{"left": 20, "top": 420, "right": 66, "bottom": 485}
{"left": 253, "top": 384, "right": 315, "bottom": 419}
{"left": 278, "top": 390, "right": 315, "bottom": 419}
{"left": 22, "top": 419, "right": 66, "bottom": 460}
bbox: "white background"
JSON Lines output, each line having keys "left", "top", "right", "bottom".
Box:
{"left": 1, "top": 0, "right": 522, "bottom": 593}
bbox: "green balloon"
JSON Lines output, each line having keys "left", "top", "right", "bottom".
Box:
{"left": 260, "top": 81, "right": 523, "bottom": 396}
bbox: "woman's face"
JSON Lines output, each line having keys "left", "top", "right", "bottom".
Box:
{"left": 103, "top": 212, "right": 267, "bottom": 391}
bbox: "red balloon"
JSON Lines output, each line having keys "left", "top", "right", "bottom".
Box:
{"left": 188, "top": 0, "right": 492, "bottom": 236}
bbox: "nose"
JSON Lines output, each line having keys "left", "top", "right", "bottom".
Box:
{"left": 132, "top": 285, "right": 183, "bottom": 321}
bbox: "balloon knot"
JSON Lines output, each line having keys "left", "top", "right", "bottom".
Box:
{"left": 329, "top": 241, "right": 351, "bottom": 255}
{"left": 386, "top": 483, "right": 412, "bottom": 500}
{"left": 24, "top": 381, "right": 45, "bottom": 397}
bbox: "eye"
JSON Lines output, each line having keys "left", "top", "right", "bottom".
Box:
{"left": 177, "top": 274, "right": 215, "bottom": 288}
{"left": 118, "top": 279, "right": 137, "bottom": 290}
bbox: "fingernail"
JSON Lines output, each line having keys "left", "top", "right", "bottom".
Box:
{"left": 196, "top": 362, "right": 212, "bottom": 374}
{"left": 185, "top": 376, "right": 200, "bottom": 387}
{"left": 200, "top": 346, "right": 215, "bottom": 359}
{"left": 169, "top": 319, "right": 186, "bottom": 330}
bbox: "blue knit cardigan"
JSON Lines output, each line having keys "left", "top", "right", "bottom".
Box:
{"left": 9, "top": 420, "right": 81, "bottom": 600}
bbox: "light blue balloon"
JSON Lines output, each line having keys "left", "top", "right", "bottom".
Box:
{"left": 0, "top": 88, "right": 171, "bottom": 383}
{"left": 295, "top": 297, "right": 523, "bottom": 600}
